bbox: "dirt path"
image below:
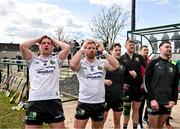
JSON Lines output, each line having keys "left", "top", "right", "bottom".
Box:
{"left": 63, "top": 100, "right": 180, "bottom": 129}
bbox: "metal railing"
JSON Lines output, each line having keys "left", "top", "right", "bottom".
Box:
{"left": 0, "top": 59, "right": 78, "bottom": 105}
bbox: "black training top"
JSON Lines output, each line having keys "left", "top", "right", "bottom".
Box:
{"left": 119, "top": 53, "right": 146, "bottom": 92}
{"left": 105, "top": 59, "right": 128, "bottom": 100}
{"left": 145, "top": 57, "right": 179, "bottom": 105}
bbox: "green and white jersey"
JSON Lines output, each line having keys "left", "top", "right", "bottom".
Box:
{"left": 77, "top": 58, "right": 107, "bottom": 103}
{"left": 27, "top": 55, "right": 64, "bottom": 101}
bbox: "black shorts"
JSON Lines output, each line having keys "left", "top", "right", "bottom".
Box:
{"left": 123, "top": 89, "right": 143, "bottom": 102}
{"left": 104, "top": 98, "right": 123, "bottom": 112}
{"left": 147, "top": 105, "right": 171, "bottom": 115}
{"left": 75, "top": 102, "right": 105, "bottom": 121}
{"left": 25, "top": 99, "right": 65, "bottom": 125}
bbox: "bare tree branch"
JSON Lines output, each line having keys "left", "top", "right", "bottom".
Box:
{"left": 55, "top": 26, "right": 69, "bottom": 41}
{"left": 91, "top": 5, "right": 129, "bottom": 49}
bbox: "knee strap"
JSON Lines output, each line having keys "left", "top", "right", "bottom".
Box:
{"left": 123, "top": 102, "right": 131, "bottom": 116}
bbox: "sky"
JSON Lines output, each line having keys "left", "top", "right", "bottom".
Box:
{"left": 0, "top": 0, "right": 180, "bottom": 44}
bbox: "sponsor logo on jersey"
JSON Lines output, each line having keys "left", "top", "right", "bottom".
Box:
{"left": 37, "top": 69, "right": 54, "bottom": 74}
{"left": 43, "top": 61, "right": 48, "bottom": 66}
{"left": 86, "top": 72, "right": 103, "bottom": 79}
{"left": 81, "top": 66, "right": 87, "bottom": 69}
{"left": 168, "top": 67, "right": 173, "bottom": 72}
{"left": 37, "top": 66, "right": 55, "bottom": 74}
{"left": 50, "top": 60, "right": 56, "bottom": 64}
{"left": 98, "top": 66, "right": 103, "bottom": 70}
{"left": 135, "top": 57, "right": 139, "bottom": 62}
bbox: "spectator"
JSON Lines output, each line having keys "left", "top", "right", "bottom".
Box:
{"left": 16, "top": 52, "right": 23, "bottom": 72}
{"left": 72, "top": 40, "right": 80, "bottom": 55}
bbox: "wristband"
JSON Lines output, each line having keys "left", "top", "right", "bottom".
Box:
{"left": 102, "top": 50, "right": 108, "bottom": 55}
{"left": 80, "top": 47, "right": 85, "bottom": 52}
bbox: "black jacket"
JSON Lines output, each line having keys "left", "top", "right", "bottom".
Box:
{"left": 105, "top": 60, "right": 128, "bottom": 100}
{"left": 145, "top": 57, "right": 179, "bottom": 105}
{"left": 120, "top": 53, "right": 146, "bottom": 90}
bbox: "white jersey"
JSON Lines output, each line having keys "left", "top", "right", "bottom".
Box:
{"left": 77, "top": 58, "right": 107, "bottom": 103}
{"left": 27, "top": 55, "right": 64, "bottom": 101}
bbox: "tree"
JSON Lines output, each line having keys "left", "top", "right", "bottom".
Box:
{"left": 71, "top": 32, "right": 84, "bottom": 41}
{"left": 54, "top": 26, "right": 70, "bottom": 53}
{"left": 55, "top": 26, "right": 69, "bottom": 41}
{"left": 91, "top": 5, "right": 129, "bottom": 49}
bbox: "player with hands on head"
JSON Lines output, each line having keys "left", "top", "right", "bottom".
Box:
{"left": 70, "top": 39, "right": 119, "bottom": 129}
{"left": 20, "top": 35, "right": 70, "bottom": 129}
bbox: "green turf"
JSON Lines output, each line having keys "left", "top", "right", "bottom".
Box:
{"left": 0, "top": 92, "right": 67, "bottom": 129}
{"left": 0, "top": 92, "right": 24, "bottom": 128}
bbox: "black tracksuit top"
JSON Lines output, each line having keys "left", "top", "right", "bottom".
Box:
{"left": 145, "top": 57, "right": 179, "bottom": 105}
{"left": 105, "top": 59, "right": 127, "bottom": 100}
{"left": 119, "top": 53, "right": 146, "bottom": 92}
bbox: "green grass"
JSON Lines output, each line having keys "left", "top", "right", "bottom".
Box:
{"left": 0, "top": 92, "right": 63, "bottom": 129}
{"left": 0, "top": 92, "right": 25, "bottom": 129}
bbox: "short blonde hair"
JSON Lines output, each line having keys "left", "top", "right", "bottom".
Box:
{"left": 83, "top": 39, "right": 96, "bottom": 48}
{"left": 125, "top": 39, "right": 135, "bottom": 46}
